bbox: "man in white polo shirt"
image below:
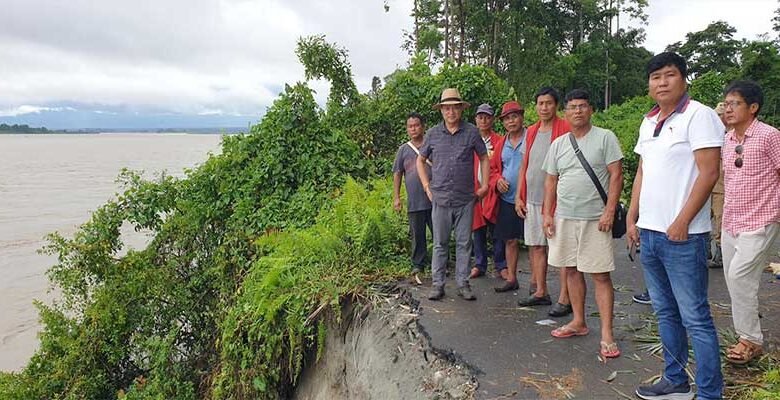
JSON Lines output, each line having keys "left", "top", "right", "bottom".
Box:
{"left": 627, "top": 52, "right": 724, "bottom": 400}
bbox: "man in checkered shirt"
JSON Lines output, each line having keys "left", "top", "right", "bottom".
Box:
{"left": 720, "top": 80, "right": 780, "bottom": 365}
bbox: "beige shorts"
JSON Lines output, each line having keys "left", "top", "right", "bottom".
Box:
{"left": 524, "top": 203, "right": 547, "bottom": 246}
{"left": 548, "top": 218, "right": 615, "bottom": 273}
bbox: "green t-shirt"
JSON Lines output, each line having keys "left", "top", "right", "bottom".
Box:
{"left": 542, "top": 126, "right": 623, "bottom": 220}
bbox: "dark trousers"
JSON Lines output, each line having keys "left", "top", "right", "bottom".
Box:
{"left": 473, "top": 224, "right": 506, "bottom": 273}
{"left": 409, "top": 209, "right": 432, "bottom": 269}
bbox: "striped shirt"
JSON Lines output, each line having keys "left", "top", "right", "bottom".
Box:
{"left": 722, "top": 118, "right": 780, "bottom": 235}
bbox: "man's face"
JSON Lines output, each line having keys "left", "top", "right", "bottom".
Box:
{"left": 648, "top": 65, "right": 687, "bottom": 105}
{"left": 564, "top": 99, "right": 592, "bottom": 130}
{"left": 501, "top": 112, "right": 524, "bottom": 134}
{"left": 723, "top": 92, "right": 758, "bottom": 128}
{"left": 406, "top": 117, "right": 424, "bottom": 140}
{"left": 475, "top": 113, "right": 494, "bottom": 131}
{"left": 440, "top": 104, "right": 464, "bottom": 125}
{"left": 535, "top": 94, "right": 558, "bottom": 122}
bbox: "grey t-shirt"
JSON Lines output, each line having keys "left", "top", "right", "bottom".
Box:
{"left": 392, "top": 142, "right": 432, "bottom": 212}
{"left": 542, "top": 126, "right": 623, "bottom": 220}
{"left": 526, "top": 130, "right": 552, "bottom": 205}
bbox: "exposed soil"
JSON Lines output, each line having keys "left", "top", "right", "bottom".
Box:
{"left": 293, "top": 290, "right": 478, "bottom": 400}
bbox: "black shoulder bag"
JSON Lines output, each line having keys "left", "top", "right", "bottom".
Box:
{"left": 568, "top": 134, "right": 627, "bottom": 239}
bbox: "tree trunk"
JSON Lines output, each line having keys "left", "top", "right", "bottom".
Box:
{"left": 458, "top": 0, "right": 465, "bottom": 65}
{"left": 444, "top": 0, "right": 450, "bottom": 60}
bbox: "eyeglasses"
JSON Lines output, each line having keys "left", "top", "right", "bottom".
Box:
{"left": 724, "top": 100, "right": 744, "bottom": 109}
{"left": 565, "top": 104, "right": 590, "bottom": 111}
{"left": 734, "top": 144, "right": 743, "bottom": 168}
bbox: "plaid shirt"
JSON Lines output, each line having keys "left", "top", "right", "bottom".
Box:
{"left": 722, "top": 118, "right": 780, "bottom": 235}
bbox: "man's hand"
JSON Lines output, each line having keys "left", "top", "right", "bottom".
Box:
{"left": 476, "top": 184, "right": 489, "bottom": 199}
{"left": 598, "top": 207, "right": 614, "bottom": 233}
{"left": 393, "top": 196, "right": 402, "bottom": 212}
{"left": 496, "top": 178, "right": 510, "bottom": 194}
{"left": 514, "top": 199, "right": 527, "bottom": 218}
{"left": 666, "top": 219, "right": 689, "bottom": 242}
{"left": 543, "top": 215, "right": 555, "bottom": 238}
{"left": 626, "top": 222, "right": 640, "bottom": 248}
{"left": 424, "top": 185, "right": 433, "bottom": 201}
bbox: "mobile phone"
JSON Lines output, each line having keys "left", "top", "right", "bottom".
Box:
{"left": 628, "top": 242, "right": 637, "bottom": 262}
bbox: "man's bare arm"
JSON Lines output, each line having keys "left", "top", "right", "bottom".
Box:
{"left": 667, "top": 147, "right": 721, "bottom": 241}
{"left": 392, "top": 172, "right": 403, "bottom": 211}
{"left": 599, "top": 160, "right": 623, "bottom": 232}
{"left": 626, "top": 158, "right": 643, "bottom": 246}
{"left": 416, "top": 155, "right": 432, "bottom": 201}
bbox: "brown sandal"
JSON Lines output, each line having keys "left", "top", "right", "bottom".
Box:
{"left": 726, "top": 339, "right": 763, "bottom": 365}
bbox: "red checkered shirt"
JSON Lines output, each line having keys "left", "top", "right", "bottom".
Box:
{"left": 722, "top": 118, "right": 780, "bottom": 235}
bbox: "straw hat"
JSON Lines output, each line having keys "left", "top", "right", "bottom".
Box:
{"left": 433, "top": 88, "right": 470, "bottom": 109}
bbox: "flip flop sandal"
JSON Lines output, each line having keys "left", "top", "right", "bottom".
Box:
{"left": 600, "top": 341, "right": 621, "bottom": 358}
{"left": 551, "top": 325, "right": 589, "bottom": 338}
{"left": 727, "top": 339, "right": 762, "bottom": 365}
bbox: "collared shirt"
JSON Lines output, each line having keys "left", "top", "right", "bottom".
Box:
{"left": 500, "top": 129, "right": 525, "bottom": 203}
{"left": 421, "top": 121, "right": 487, "bottom": 207}
{"left": 634, "top": 98, "right": 724, "bottom": 234}
{"left": 722, "top": 118, "right": 780, "bottom": 235}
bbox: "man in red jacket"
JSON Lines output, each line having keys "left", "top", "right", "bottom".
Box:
{"left": 470, "top": 103, "right": 507, "bottom": 279}
{"left": 514, "top": 87, "right": 572, "bottom": 317}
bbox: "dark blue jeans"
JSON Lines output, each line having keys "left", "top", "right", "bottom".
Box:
{"left": 473, "top": 223, "right": 506, "bottom": 273}
{"left": 640, "top": 229, "right": 723, "bottom": 400}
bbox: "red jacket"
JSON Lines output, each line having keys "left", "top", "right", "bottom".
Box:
{"left": 472, "top": 131, "right": 503, "bottom": 230}
{"left": 518, "top": 116, "right": 570, "bottom": 215}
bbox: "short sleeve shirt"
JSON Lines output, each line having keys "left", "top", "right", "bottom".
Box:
{"left": 526, "top": 130, "right": 552, "bottom": 205}
{"left": 634, "top": 99, "right": 724, "bottom": 234}
{"left": 392, "top": 142, "right": 433, "bottom": 212}
{"left": 722, "top": 118, "right": 780, "bottom": 235}
{"left": 500, "top": 130, "right": 526, "bottom": 204}
{"left": 420, "top": 121, "right": 487, "bottom": 207}
{"left": 543, "top": 126, "right": 623, "bottom": 220}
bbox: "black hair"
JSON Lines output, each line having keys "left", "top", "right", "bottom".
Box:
{"left": 535, "top": 86, "right": 561, "bottom": 105}
{"left": 646, "top": 52, "right": 688, "bottom": 79}
{"left": 564, "top": 89, "right": 590, "bottom": 105}
{"left": 724, "top": 80, "right": 763, "bottom": 115}
{"left": 406, "top": 112, "right": 425, "bottom": 125}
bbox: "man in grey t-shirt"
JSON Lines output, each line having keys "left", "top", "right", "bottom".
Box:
{"left": 542, "top": 89, "right": 623, "bottom": 359}
{"left": 393, "top": 112, "right": 432, "bottom": 277}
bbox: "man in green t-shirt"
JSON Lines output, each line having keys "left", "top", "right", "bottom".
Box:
{"left": 541, "top": 89, "right": 624, "bottom": 359}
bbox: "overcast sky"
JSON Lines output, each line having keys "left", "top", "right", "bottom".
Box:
{"left": 0, "top": 0, "right": 777, "bottom": 129}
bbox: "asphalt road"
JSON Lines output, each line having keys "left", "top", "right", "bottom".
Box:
{"left": 405, "top": 238, "right": 780, "bottom": 399}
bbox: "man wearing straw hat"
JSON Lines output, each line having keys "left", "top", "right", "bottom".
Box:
{"left": 417, "top": 88, "right": 490, "bottom": 301}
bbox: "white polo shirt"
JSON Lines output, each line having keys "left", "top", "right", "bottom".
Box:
{"left": 634, "top": 96, "right": 724, "bottom": 234}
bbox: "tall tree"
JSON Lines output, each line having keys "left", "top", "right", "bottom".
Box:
{"left": 666, "top": 21, "right": 742, "bottom": 77}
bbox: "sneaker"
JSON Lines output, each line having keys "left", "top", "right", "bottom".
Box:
{"left": 457, "top": 284, "right": 476, "bottom": 301}
{"left": 428, "top": 285, "right": 445, "bottom": 301}
{"left": 636, "top": 378, "right": 693, "bottom": 400}
{"left": 633, "top": 291, "right": 652, "bottom": 305}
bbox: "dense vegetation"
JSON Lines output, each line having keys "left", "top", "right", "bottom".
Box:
{"left": 3, "top": 1, "right": 780, "bottom": 398}
{"left": 0, "top": 123, "right": 51, "bottom": 133}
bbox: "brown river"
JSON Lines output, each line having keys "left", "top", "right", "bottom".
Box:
{"left": 0, "top": 133, "right": 223, "bottom": 371}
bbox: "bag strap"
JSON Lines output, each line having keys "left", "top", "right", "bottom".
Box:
{"left": 407, "top": 141, "right": 433, "bottom": 166}
{"left": 568, "top": 134, "right": 608, "bottom": 205}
